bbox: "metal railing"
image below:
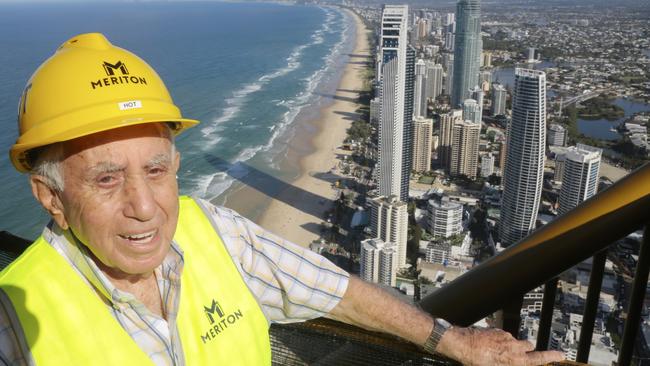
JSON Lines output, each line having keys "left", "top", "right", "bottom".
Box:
{"left": 418, "top": 162, "right": 650, "bottom": 365}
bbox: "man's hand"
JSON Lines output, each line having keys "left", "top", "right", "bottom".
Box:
{"left": 436, "top": 326, "right": 565, "bottom": 366}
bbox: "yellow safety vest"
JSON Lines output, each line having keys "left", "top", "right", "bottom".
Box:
{"left": 0, "top": 196, "right": 271, "bottom": 365}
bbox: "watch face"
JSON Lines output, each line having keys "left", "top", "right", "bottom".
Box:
{"left": 436, "top": 318, "right": 451, "bottom": 330}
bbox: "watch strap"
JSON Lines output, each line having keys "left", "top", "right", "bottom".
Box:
{"left": 423, "top": 318, "right": 451, "bottom": 354}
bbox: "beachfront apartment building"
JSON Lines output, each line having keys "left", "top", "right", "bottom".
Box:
{"left": 412, "top": 117, "right": 433, "bottom": 173}
{"left": 377, "top": 4, "right": 414, "bottom": 202}
{"left": 500, "top": 69, "right": 547, "bottom": 246}
{"left": 426, "top": 198, "right": 463, "bottom": 238}
{"left": 558, "top": 144, "right": 602, "bottom": 216}
{"left": 360, "top": 238, "right": 398, "bottom": 287}
{"left": 369, "top": 195, "right": 408, "bottom": 268}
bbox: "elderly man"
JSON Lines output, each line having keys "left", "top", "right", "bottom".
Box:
{"left": 1, "top": 33, "right": 563, "bottom": 365}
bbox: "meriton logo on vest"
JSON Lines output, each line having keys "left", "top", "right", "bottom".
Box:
{"left": 90, "top": 61, "right": 147, "bottom": 90}
{"left": 201, "top": 298, "right": 244, "bottom": 344}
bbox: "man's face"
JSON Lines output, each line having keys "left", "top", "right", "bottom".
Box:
{"left": 56, "top": 124, "right": 180, "bottom": 277}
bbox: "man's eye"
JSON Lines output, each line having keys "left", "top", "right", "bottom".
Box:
{"left": 149, "top": 167, "right": 167, "bottom": 177}
{"left": 97, "top": 175, "right": 118, "bottom": 186}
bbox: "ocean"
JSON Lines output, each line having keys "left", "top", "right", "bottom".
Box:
{"left": 0, "top": 2, "right": 354, "bottom": 239}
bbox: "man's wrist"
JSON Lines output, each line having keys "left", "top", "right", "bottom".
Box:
{"left": 422, "top": 318, "right": 451, "bottom": 354}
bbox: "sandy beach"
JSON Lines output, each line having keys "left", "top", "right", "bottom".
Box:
{"left": 257, "top": 10, "right": 370, "bottom": 247}
{"left": 220, "top": 9, "right": 371, "bottom": 247}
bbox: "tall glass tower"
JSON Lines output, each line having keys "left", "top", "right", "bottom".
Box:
{"left": 500, "top": 69, "right": 546, "bottom": 246}
{"left": 377, "top": 5, "right": 414, "bottom": 202}
{"left": 451, "top": 0, "right": 482, "bottom": 107}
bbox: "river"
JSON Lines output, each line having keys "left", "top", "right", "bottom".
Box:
{"left": 491, "top": 60, "right": 556, "bottom": 90}
{"left": 577, "top": 98, "right": 650, "bottom": 140}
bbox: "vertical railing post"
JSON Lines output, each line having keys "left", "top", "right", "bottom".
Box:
{"left": 619, "top": 224, "right": 650, "bottom": 366}
{"left": 501, "top": 297, "right": 524, "bottom": 338}
{"left": 536, "top": 277, "right": 559, "bottom": 351}
{"left": 577, "top": 249, "right": 607, "bottom": 363}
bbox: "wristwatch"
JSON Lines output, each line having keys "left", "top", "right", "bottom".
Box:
{"left": 423, "top": 318, "right": 451, "bottom": 354}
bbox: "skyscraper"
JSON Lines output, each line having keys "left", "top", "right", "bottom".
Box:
{"left": 369, "top": 195, "right": 409, "bottom": 268}
{"left": 425, "top": 61, "right": 444, "bottom": 105}
{"left": 412, "top": 117, "right": 433, "bottom": 172}
{"left": 377, "top": 5, "right": 414, "bottom": 202}
{"left": 414, "top": 59, "right": 427, "bottom": 118}
{"left": 492, "top": 83, "right": 507, "bottom": 116}
{"left": 500, "top": 69, "right": 547, "bottom": 246}
{"left": 360, "top": 238, "right": 398, "bottom": 287}
{"left": 558, "top": 144, "right": 602, "bottom": 215}
{"left": 445, "top": 21, "right": 456, "bottom": 51}
{"left": 443, "top": 53, "right": 455, "bottom": 95}
{"left": 450, "top": 120, "right": 480, "bottom": 179}
{"left": 451, "top": 0, "right": 482, "bottom": 107}
{"left": 438, "top": 109, "right": 463, "bottom": 170}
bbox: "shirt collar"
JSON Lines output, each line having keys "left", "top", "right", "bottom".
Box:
{"left": 42, "top": 221, "right": 184, "bottom": 306}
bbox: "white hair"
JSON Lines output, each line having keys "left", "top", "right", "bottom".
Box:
{"left": 29, "top": 123, "right": 176, "bottom": 193}
{"left": 31, "top": 143, "right": 65, "bottom": 192}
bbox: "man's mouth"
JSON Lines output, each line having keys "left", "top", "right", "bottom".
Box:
{"left": 118, "top": 230, "right": 157, "bottom": 244}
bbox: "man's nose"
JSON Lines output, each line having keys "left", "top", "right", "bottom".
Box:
{"left": 122, "top": 175, "right": 156, "bottom": 221}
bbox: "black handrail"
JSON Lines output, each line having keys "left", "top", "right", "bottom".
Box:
{"left": 418, "top": 163, "right": 650, "bottom": 326}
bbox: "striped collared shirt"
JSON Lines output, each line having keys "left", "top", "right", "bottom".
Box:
{"left": 0, "top": 198, "right": 349, "bottom": 365}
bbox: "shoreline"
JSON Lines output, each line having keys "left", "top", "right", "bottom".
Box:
{"left": 218, "top": 8, "right": 371, "bottom": 247}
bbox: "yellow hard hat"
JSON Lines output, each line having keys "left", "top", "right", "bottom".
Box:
{"left": 10, "top": 32, "right": 199, "bottom": 173}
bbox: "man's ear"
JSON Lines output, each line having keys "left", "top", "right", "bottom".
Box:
{"left": 29, "top": 175, "right": 69, "bottom": 230}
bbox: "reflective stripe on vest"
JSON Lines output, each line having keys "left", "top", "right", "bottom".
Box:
{"left": 0, "top": 196, "right": 271, "bottom": 365}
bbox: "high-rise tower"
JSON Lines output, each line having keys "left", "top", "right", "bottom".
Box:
{"left": 425, "top": 62, "right": 444, "bottom": 104}
{"left": 369, "top": 196, "right": 409, "bottom": 268}
{"left": 412, "top": 117, "right": 433, "bottom": 173}
{"left": 558, "top": 144, "right": 601, "bottom": 216}
{"left": 377, "top": 5, "right": 414, "bottom": 202}
{"left": 438, "top": 109, "right": 463, "bottom": 170}
{"left": 414, "top": 59, "right": 427, "bottom": 118}
{"left": 500, "top": 69, "right": 547, "bottom": 246}
{"left": 491, "top": 83, "right": 507, "bottom": 116}
{"left": 451, "top": 0, "right": 482, "bottom": 107}
{"left": 462, "top": 98, "right": 481, "bottom": 124}
{"left": 450, "top": 120, "right": 480, "bottom": 179}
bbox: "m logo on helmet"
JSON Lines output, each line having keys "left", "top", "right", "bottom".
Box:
{"left": 103, "top": 61, "right": 129, "bottom": 76}
{"left": 90, "top": 61, "right": 147, "bottom": 90}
